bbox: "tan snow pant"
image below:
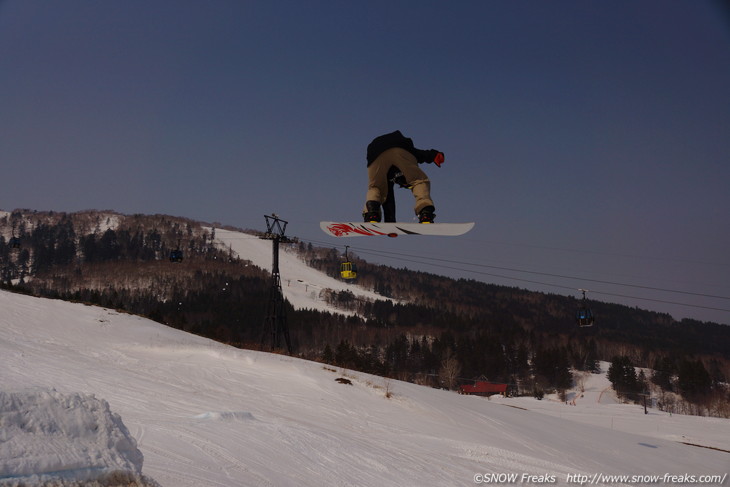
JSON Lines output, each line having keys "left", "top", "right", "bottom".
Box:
{"left": 363, "top": 147, "right": 434, "bottom": 215}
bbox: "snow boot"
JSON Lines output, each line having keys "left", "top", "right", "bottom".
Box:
{"left": 363, "top": 201, "right": 382, "bottom": 223}
{"left": 417, "top": 206, "right": 436, "bottom": 224}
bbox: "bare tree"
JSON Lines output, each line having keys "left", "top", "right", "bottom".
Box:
{"left": 439, "top": 348, "right": 461, "bottom": 390}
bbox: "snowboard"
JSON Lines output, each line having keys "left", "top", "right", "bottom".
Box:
{"left": 320, "top": 221, "right": 474, "bottom": 238}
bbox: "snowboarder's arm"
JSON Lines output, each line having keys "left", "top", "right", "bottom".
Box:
{"left": 413, "top": 148, "right": 445, "bottom": 166}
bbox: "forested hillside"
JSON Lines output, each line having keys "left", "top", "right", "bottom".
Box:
{"left": 2, "top": 209, "right": 728, "bottom": 417}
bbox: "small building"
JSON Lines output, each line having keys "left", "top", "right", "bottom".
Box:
{"left": 459, "top": 380, "right": 508, "bottom": 397}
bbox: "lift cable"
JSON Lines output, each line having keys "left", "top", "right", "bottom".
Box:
{"left": 340, "top": 246, "right": 730, "bottom": 301}
{"left": 212, "top": 232, "right": 730, "bottom": 313}
{"left": 290, "top": 238, "right": 730, "bottom": 314}
{"left": 348, "top": 248, "right": 730, "bottom": 313}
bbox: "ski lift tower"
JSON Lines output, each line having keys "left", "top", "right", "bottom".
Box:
{"left": 260, "top": 214, "right": 294, "bottom": 354}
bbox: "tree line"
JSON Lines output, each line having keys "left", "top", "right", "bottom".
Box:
{"left": 2, "top": 209, "right": 728, "bottom": 416}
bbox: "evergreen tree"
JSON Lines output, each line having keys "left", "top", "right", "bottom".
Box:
{"left": 335, "top": 340, "right": 356, "bottom": 368}
{"left": 651, "top": 356, "right": 675, "bottom": 391}
{"left": 677, "top": 359, "right": 712, "bottom": 400}
{"left": 321, "top": 344, "right": 334, "bottom": 364}
{"left": 533, "top": 346, "right": 572, "bottom": 391}
{"left": 99, "top": 229, "right": 121, "bottom": 261}
{"left": 384, "top": 334, "right": 409, "bottom": 373}
{"left": 420, "top": 336, "right": 439, "bottom": 374}
{"left": 585, "top": 339, "right": 601, "bottom": 373}
{"left": 608, "top": 356, "right": 639, "bottom": 399}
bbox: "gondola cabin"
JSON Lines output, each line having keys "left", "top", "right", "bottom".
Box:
{"left": 576, "top": 289, "right": 594, "bottom": 327}
{"left": 340, "top": 261, "right": 357, "bottom": 280}
{"left": 576, "top": 307, "right": 594, "bottom": 327}
{"left": 340, "top": 245, "right": 357, "bottom": 279}
{"left": 169, "top": 249, "right": 184, "bottom": 263}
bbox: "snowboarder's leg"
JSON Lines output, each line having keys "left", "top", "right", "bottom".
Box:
{"left": 417, "top": 205, "right": 435, "bottom": 223}
{"left": 362, "top": 200, "right": 382, "bottom": 222}
{"left": 364, "top": 157, "right": 390, "bottom": 206}
{"left": 409, "top": 178, "right": 433, "bottom": 215}
{"left": 365, "top": 147, "right": 436, "bottom": 221}
{"left": 363, "top": 152, "right": 394, "bottom": 221}
{"left": 386, "top": 148, "right": 435, "bottom": 216}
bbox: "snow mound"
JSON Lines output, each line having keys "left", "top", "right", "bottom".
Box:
{"left": 0, "top": 390, "right": 158, "bottom": 487}
{"left": 193, "top": 411, "right": 256, "bottom": 422}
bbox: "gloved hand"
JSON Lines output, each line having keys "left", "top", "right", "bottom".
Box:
{"left": 422, "top": 149, "right": 444, "bottom": 165}
{"left": 434, "top": 152, "right": 445, "bottom": 167}
{"left": 417, "top": 149, "right": 445, "bottom": 166}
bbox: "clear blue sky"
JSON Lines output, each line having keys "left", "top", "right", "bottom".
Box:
{"left": 1, "top": 0, "right": 729, "bottom": 324}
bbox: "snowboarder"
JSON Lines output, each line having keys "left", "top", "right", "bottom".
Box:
{"left": 363, "top": 130, "right": 444, "bottom": 223}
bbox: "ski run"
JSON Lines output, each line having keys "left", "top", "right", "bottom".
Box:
{"left": 1, "top": 228, "right": 728, "bottom": 486}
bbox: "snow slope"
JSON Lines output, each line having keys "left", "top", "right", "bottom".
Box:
{"left": 212, "top": 228, "right": 391, "bottom": 314}
{"left": 491, "top": 368, "right": 730, "bottom": 453}
{"left": 1, "top": 290, "right": 728, "bottom": 487}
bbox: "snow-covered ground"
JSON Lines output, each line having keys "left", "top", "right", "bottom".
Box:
{"left": 490, "top": 369, "right": 730, "bottom": 453}
{"left": 1, "top": 289, "right": 729, "bottom": 486}
{"left": 1, "top": 227, "right": 729, "bottom": 486}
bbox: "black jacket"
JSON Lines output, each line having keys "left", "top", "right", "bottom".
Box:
{"left": 366, "top": 130, "right": 438, "bottom": 166}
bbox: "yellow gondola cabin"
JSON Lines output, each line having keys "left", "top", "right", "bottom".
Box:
{"left": 340, "top": 246, "right": 357, "bottom": 279}
{"left": 340, "top": 261, "right": 357, "bottom": 279}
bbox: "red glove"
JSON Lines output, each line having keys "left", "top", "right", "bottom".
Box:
{"left": 434, "top": 152, "right": 445, "bottom": 167}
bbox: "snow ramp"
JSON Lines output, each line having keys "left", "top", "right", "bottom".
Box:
{"left": 0, "top": 390, "right": 159, "bottom": 487}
